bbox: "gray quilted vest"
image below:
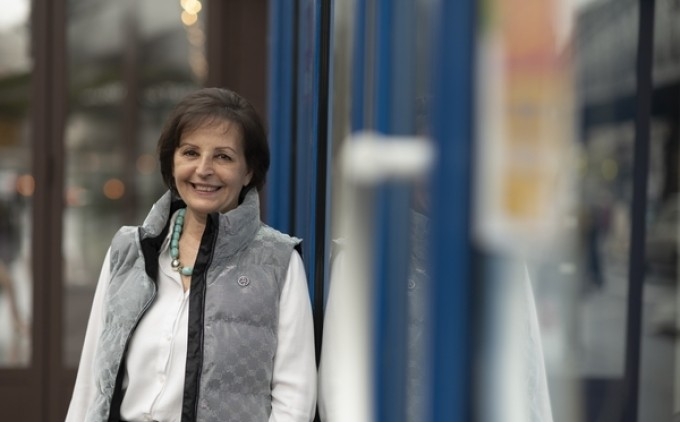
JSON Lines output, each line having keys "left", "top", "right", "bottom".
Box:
{"left": 85, "top": 189, "right": 301, "bottom": 421}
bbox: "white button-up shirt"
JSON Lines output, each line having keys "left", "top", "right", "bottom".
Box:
{"left": 66, "top": 216, "right": 317, "bottom": 422}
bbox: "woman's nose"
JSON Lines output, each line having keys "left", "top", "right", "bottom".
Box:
{"left": 196, "top": 156, "right": 214, "bottom": 177}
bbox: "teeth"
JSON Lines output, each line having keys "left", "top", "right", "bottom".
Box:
{"left": 193, "top": 184, "right": 219, "bottom": 192}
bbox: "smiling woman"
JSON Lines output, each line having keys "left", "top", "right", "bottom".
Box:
{"left": 0, "top": 0, "right": 276, "bottom": 421}
{"left": 65, "top": 88, "right": 317, "bottom": 422}
{"left": 172, "top": 120, "right": 252, "bottom": 216}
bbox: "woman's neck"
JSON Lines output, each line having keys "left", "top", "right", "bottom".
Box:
{"left": 182, "top": 209, "right": 208, "bottom": 243}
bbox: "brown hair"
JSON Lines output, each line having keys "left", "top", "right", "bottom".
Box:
{"left": 157, "top": 88, "right": 269, "bottom": 200}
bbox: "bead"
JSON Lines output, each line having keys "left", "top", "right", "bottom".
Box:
{"left": 180, "top": 266, "right": 193, "bottom": 276}
{"left": 171, "top": 208, "right": 193, "bottom": 277}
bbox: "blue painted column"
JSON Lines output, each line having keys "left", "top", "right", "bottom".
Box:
{"left": 294, "top": 0, "right": 323, "bottom": 301}
{"left": 267, "top": 1, "right": 331, "bottom": 364}
{"left": 370, "top": 0, "right": 418, "bottom": 422}
{"left": 427, "top": 0, "right": 475, "bottom": 422}
{"left": 350, "top": 0, "right": 367, "bottom": 132}
{"left": 266, "top": 0, "right": 296, "bottom": 233}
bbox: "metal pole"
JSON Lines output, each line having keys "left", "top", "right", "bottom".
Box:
{"left": 623, "top": 0, "right": 655, "bottom": 422}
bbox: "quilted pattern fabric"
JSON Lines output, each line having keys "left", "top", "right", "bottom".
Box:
{"left": 86, "top": 189, "right": 300, "bottom": 421}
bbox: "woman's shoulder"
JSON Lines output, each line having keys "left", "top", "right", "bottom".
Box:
{"left": 111, "top": 225, "right": 140, "bottom": 247}
{"left": 109, "top": 225, "right": 143, "bottom": 266}
{"left": 256, "top": 223, "right": 302, "bottom": 247}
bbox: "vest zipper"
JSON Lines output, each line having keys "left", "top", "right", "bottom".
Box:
{"left": 192, "top": 216, "right": 218, "bottom": 420}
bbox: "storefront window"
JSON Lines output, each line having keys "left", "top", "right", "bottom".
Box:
{"left": 63, "top": 0, "right": 207, "bottom": 367}
{"left": 0, "top": 0, "right": 32, "bottom": 368}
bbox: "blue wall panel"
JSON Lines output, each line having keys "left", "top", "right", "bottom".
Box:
{"left": 266, "top": 0, "right": 296, "bottom": 233}
{"left": 427, "top": 0, "right": 475, "bottom": 422}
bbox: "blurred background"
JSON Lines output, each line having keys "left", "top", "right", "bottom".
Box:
{"left": 0, "top": 0, "right": 678, "bottom": 421}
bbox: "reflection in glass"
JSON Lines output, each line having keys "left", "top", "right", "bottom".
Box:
{"left": 64, "top": 0, "right": 207, "bottom": 367}
{"left": 472, "top": 0, "right": 569, "bottom": 421}
{"left": 0, "top": 0, "right": 32, "bottom": 367}
{"left": 304, "top": 0, "right": 679, "bottom": 422}
{"left": 565, "top": 0, "right": 678, "bottom": 421}
{"left": 322, "top": 0, "right": 437, "bottom": 422}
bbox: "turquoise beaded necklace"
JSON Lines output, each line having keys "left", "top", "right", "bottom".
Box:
{"left": 170, "top": 208, "right": 193, "bottom": 277}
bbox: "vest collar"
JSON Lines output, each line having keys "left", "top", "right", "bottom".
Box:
{"left": 211, "top": 187, "right": 261, "bottom": 259}
{"left": 139, "top": 188, "right": 261, "bottom": 258}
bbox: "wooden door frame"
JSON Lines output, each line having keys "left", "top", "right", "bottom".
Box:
{"left": 33, "top": 0, "right": 68, "bottom": 421}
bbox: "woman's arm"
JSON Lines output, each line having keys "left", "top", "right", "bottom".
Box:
{"left": 268, "top": 250, "right": 317, "bottom": 421}
{"left": 65, "top": 248, "right": 111, "bottom": 422}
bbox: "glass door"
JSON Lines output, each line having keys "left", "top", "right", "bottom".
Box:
{"left": 0, "top": 0, "right": 210, "bottom": 421}
{"left": 0, "top": 0, "right": 32, "bottom": 370}
{"left": 0, "top": 0, "right": 36, "bottom": 421}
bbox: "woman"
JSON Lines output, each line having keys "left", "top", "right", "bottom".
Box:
{"left": 66, "top": 88, "right": 317, "bottom": 422}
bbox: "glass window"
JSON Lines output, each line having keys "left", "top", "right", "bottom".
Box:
{"left": 64, "top": 0, "right": 208, "bottom": 367}
{"left": 0, "top": 0, "right": 32, "bottom": 368}
{"left": 477, "top": 0, "right": 679, "bottom": 421}
{"left": 323, "top": 0, "right": 678, "bottom": 421}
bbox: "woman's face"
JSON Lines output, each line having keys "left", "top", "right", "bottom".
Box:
{"left": 173, "top": 119, "right": 252, "bottom": 217}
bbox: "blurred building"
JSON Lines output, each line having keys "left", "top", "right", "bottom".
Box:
{"left": 574, "top": 0, "right": 680, "bottom": 421}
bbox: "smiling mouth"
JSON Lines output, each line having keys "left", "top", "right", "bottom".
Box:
{"left": 191, "top": 183, "right": 222, "bottom": 192}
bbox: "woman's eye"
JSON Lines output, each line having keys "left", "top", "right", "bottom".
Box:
{"left": 182, "top": 149, "right": 198, "bottom": 157}
{"left": 217, "top": 153, "right": 232, "bottom": 161}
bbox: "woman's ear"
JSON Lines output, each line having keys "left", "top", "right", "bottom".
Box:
{"left": 245, "top": 170, "right": 253, "bottom": 188}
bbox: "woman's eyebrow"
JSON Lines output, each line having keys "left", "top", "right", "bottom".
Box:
{"left": 178, "top": 143, "right": 236, "bottom": 151}
{"left": 214, "top": 146, "right": 238, "bottom": 153}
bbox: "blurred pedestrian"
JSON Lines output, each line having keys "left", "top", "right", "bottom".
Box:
{"left": 0, "top": 197, "right": 27, "bottom": 339}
